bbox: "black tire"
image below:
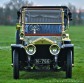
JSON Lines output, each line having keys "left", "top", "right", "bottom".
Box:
{"left": 13, "top": 50, "right": 19, "bottom": 79}
{"left": 16, "top": 30, "right": 20, "bottom": 44}
{"left": 66, "top": 50, "right": 72, "bottom": 78}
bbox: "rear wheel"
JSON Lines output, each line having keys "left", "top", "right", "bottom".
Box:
{"left": 13, "top": 50, "right": 19, "bottom": 79}
{"left": 66, "top": 50, "right": 72, "bottom": 78}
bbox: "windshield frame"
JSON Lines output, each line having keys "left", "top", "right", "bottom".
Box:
{"left": 21, "top": 8, "right": 64, "bottom": 25}
{"left": 21, "top": 7, "right": 65, "bottom": 35}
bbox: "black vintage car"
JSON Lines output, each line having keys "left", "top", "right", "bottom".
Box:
{"left": 11, "top": 6, "right": 74, "bottom": 79}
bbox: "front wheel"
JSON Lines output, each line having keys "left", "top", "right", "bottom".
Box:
{"left": 13, "top": 50, "right": 19, "bottom": 79}
{"left": 16, "top": 30, "right": 20, "bottom": 44}
{"left": 66, "top": 50, "right": 72, "bottom": 78}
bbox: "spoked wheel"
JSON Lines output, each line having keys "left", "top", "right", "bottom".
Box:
{"left": 13, "top": 50, "right": 19, "bottom": 79}
{"left": 66, "top": 50, "right": 72, "bottom": 78}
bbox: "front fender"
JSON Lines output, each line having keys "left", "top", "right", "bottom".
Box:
{"left": 61, "top": 44, "right": 74, "bottom": 49}
{"left": 11, "top": 44, "right": 24, "bottom": 49}
{"left": 11, "top": 44, "right": 25, "bottom": 63}
{"left": 61, "top": 44, "right": 74, "bottom": 64}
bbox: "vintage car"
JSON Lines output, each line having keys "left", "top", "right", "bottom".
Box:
{"left": 11, "top": 6, "right": 74, "bottom": 79}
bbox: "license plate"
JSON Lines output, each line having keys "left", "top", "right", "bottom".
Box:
{"left": 35, "top": 59, "right": 50, "bottom": 64}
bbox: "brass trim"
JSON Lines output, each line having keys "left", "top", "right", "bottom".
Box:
{"left": 24, "top": 8, "right": 63, "bottom": 10}
{"left": 22, "top": 10, "right": 25, "bottom": 33}
{"left": 16, "top": 23, "right": 21, "bottom": 30}
{"left": 23, "top": 23, "right": 62, "bottom": 25}
{"left": 61, "top": 9, "right": 64, "bottom": 33}
{"left": 32, "top": 37, "right": 54, "bottom": 44}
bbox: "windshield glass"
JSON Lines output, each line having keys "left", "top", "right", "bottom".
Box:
{"left": 24, "top": 9, "right": 62, "bottom": 23}
{"left": 23, "top": 8, "right": 63, "bottom": 35}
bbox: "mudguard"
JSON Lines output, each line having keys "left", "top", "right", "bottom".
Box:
{"left": 11, "top": 44, "right": 24, "bottom": 63}
{"left": 61, "top": 44, "right": 74, "bottom": 48}
{"left": 61, "top": 44, "right": 74, "bottom": 64}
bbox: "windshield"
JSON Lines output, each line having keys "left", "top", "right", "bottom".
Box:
{"left": 24, "top": 9, "right": 62, "bottom": 24}
{"left": 22, "top": 8, "right": 63, "bottom": 36}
